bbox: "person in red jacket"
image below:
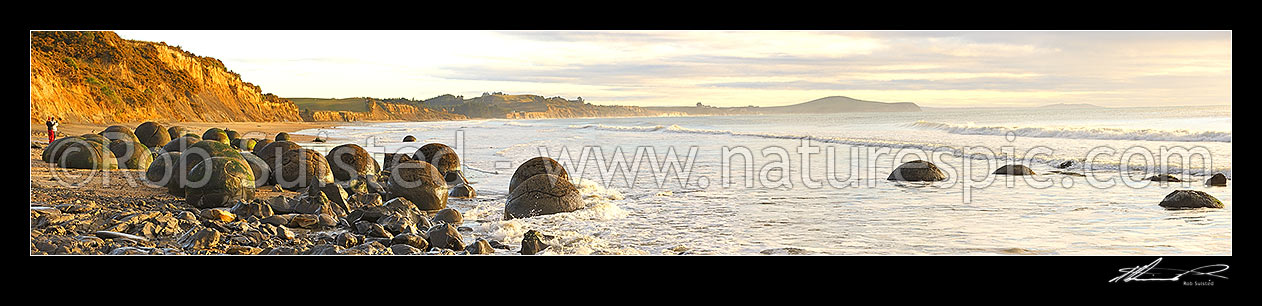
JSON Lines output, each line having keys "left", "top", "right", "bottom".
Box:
{"left": 45, "top": 117, "right": 58, "bottom": 143}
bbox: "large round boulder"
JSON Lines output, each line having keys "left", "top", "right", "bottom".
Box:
{"left": 185, "top": 157, "right": 256, "bottom": 208}
{"left": 240, "top": 152, "right": 272, "bottom": 188}
{"left": 1205, "top": 173, "right": 1228, "bottom": 187}
{"left": 993, "top": 164, "right": 1035, "bottom": 175}
{"left": 202, "top": 128, "right": 230, "bottom": 144}
{"left": 257, "top": 140, "right": 301, "bottom": 168}
{"left": 275, "top": 132, "right": 291, "bottom": 141}
{"left": 167, "top": 126, "right": 194, "bottom": 140}
{"left": 1158, "top": 190, "right": 1224, "bottom": 209}
{"left": 402, "top": 135, "right": 417, "bottom": 142}
{"left": 327, "top": 144, "right": 378, "bottom": 181}
{"left": 251, "top": 139, "right": 274, "bottom": 156}
{"left": 171, "top": 141, "right": 247, "bottom": 197}
{"left": 887, "top": 160, "right": 947, "bottom": 181}
{"left": 276, "top": 148, "right": 335, "bottom": 191}
{"left": 100, "top": 125, "right": 140, "bottom": 143}
{"left": 57, "top": 138, "right": 119, "bottom": 170}
{"left": 508, "top": 157, "right": 570, "bottom": 194}
{"left": 381, "top": 153, "right": 414, "bottom": 175}
{"left": 108, "top": 139, "right": 153, "bottom": 170}
{"left": 414, "top": 143, "right": 460, "bottom": 174}
{"left": 42, "top": 136, "right": 78, "bottom": 163}
{"left": 161, "top": 136, "right": 200, "bottom": 153}
{"left": 134, "top": 122, "right": 171, "bottom": 149}
{"left": 80, "top": 133, "right": 109, "bottom": 145}
{"left": 233, "top": 138, "right": 257, "bottom": 151}
{"left": 504, "top": 174, "right": 583, "bottom": 220}
{"left": 387, "top": 160, "right": 448, "bottom": 211}
{"left": 225, "top": 129, "right": 241, "bottom": 142}
{"left": 145, "top": 151, "right": 182, "bottom": 189}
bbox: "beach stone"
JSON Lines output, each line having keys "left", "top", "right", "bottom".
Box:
{"left": 993, "top": 164, "right": 1035, "bottom": 175}
{"left": 887, "top": 160, "right": 947, "bottom": 181}
{"left": 202, "top": 128, "right": 230, "bottom": 144}
{"left": 1145, "top": 174, "right": 1182, "bottom": 182}
{"left": 1206, "top": 173, "right": 1228, "bottom": 186}
{"left": 389, "top": 244, "right": 423, "bottom": 255}
{"left": 57, "top": 138, "right": 119, "bottom": 170}
{"left": 426, "top": 223, "right": 465, "bottom": 251}
{"left": 161, "top": 136, "right": 199, "bottom": 153}
{"left": 134, "top": 122, "right": 170, "bottom": 149}
{"left": 239, "top": 152, "right": 272, "bottom": 188}
{"left": 177, "top": 227, "right": 220, "bottom": 250}
{"left": 504, "top": 174, "right": 583, "bottom": 220}
{"left": 402, "top": 135, "right": 417, "bottom": 142}
{"left": 100, "top": 125, "right": 140, "bottom": 143}
{"left": 227, "top": 245, "right": 263, "bottom": 255}
{"left": 294, "top": 188, "right": 332, "bottom": 215}
{"left": 1056, "top": 160, "right": 1076, "bottom": 169}
{"left": 276, "top": 148, "right": 335, "bottom": 191}
{"left": 230, "top": 201, "right": 274, "bottom": 219}
{"left": 167, "top": 126, "right": 193, "bottom": 140}
{"left": 327, "top": 144, "right": 377, "bottom": 181}
{"left": 109, "top": 139, "right": 152, "bottom": 170}
{"left": 275, "top": 132, "right": 291, "bottom": 141}
{"left": 233, "top": 138, "right": 257, "bottom": 151}
{"left": 391, "top": 233, "right": 429, "bottom": 250}
{"left": 387, "top": 160, "right": 449, "bottom": 211}
{"left": 414, "top": 143, "right": 461, "bottom": 174}
{"left": 251, "top": 139, "right": 274, "bottom": 156}
{"left": 146, "top": 151, "right": 182, "bottom": 188}
{"left": 520, "top": 230, "right": 548, "bottom": 255}
{"left": 1158, "top": 190, "right": 1225, "bottom": 209}
{"left": 465, "top": 238, "right": 494, "bottom": 254}
{"left": 335, "top": 232, "right": 362, "bottom": 248}
{"left": 288, "top": 214, "right": 320, "bottom": 229}
{"left": 432, "top": 208, "right": 463, "bottom": 226}
{"left": 260, "top": 214, "right": 292, "bottom": 226}
{"left": 509, "top": 157, "right": 571, "bottom": 193}
{"left": 185, "top": 157, "right": 256, "bottom": 209}
{"left": 199, "top": 208, "right": 237, "bottom": 222}
{"left": 448, "top": 184, "right": 476, "bottom": 199}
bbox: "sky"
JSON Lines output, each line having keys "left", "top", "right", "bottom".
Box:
{"left": 114, "top": 30, "right": 1231, "bottom": 108}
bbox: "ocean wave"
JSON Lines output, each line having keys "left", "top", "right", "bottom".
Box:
{"left": 566, "top": 123, "right": 1231, "bottom": 176}
{"left": 910, "top": 121, "right": 1232, "bottom": 143}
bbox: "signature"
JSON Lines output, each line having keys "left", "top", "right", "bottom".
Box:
{"left": 1110, "top": 257, "right": 1229, "bottom": 283}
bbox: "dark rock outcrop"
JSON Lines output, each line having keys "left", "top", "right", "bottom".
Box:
{"left": 1158, "top": 190, "right": 1225, "bottom": 209}
{"left": 993, "top": 164, "right": 1035, "bottom": 175}
{"left": 887, "top": 160, "right": 947, "bottom": 181}
{"left": 1205, "top": 173, "right": 1228, "bottom": 186}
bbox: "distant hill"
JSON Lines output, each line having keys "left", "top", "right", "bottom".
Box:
{"left": 288, "top": 97, "right": 466, "bottom": 121}
{"left": 1037, "top": 103, "right": 1105, "bottom": 109}
{"left": 645, "top": 96, "right": 921, "bottom": 115}
{"left": 30, "top": 31, "right": 301, "bottom": 124}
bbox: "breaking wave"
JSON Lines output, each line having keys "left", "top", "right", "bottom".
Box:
{"left": 910, "top": 121, "right": 1232, "bottom": 143}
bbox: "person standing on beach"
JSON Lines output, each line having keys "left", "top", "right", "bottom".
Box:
{"left": 45, "top": 117, "right": 58, "bottom": 142}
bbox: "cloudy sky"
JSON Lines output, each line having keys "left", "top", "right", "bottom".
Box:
{"left": 115, "top": 30, "right": 1231, "bottom": 108}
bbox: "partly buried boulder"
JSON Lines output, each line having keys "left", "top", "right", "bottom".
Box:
{"left": 1144, "top": 174, "right": 1182, "bottom": 182}
{"left": 327, "top": 144, "right": 379, "bottom": 181}
{"left": 167, "top": 126, "right": 194, "bottom": 140}
{"left": 402, "top": 135, "right": 417, "bottom": 142}
{"left": 100, "top": 125, "right": 140, "bottom": 143}
{"left": 414, "top": 143, "right": 460, "bottom": 174}
{"left": 42, "top": 136, "right": 78, "bottom": 163}
{"left": 108, "top": 139, "right": 153, "bottom": 170}
{"left": 134, "top": 122, "right": 171, "bottom": 149}
{"left": 276, "top": 148, "right": 335, "bottom": 191}
{"left": 233, "top": 138, "right": 257, "bottom": 151}
{"left": 504, "top": 174, "right": 583, "bottom": 220}
{"left": 275, "top": 132, "right": 291, "bottom": 142}
{"left": 251, "top": 139, "right": 274, "bottom": 156}
{"left": 887, "top": 160, "right": 947, "bottom": 181}
{"left": 1205, "top": 173, "right": 1228, "bottom": 187}
{"left": 170, "top": 141, "right": 247, "bottom": 197}
{"left": 508, "top": 157, "right": 570, "bottom": 194}
{"left": 225, "top": 129, "right": 241, "bottom": 142}
{"left": 240, "top": 152, "right": 272, "bottom": 188}
{"left": 184, "top": 157, "right": 256, "bottom": 208}
{"left": 1158, "top": 190, "right": 1224, "bottom": 209}
{"left": 55, "top": 137, "right": 119, "bottom": 170}
{"left": 145, "top": 151, "right": 182, "bottom": 189}
{"left": 161, "top": 136, "right": 200, "bottom": 153}
{"left": 993, "top": 164, "right": 1035, "bottom": 175}
{"left": 381, "top": 153, "right": 414, "bottom": 175}
{"left": 202, "top": 128, "right": 230, "bottom": 144}
{"left": 387, "top": 160, "right": 448, "bottom": 211}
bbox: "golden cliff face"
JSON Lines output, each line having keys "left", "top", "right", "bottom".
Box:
{"left": 30, "top": 31, "right": 302, "bottom": 124}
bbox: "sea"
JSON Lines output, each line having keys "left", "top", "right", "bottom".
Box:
{"left": 293, "top": 105, "right": 1232, "bottom": 255}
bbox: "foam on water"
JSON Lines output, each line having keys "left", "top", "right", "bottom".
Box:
{"left": 910, "top": 121, "right": 1233, "bottom": 142}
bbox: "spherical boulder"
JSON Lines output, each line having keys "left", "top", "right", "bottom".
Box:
{"left": 57, "top": 138, "right": 119, "bottom": 170}
{"left": 202, "top": 128, "right": 230, "bottom": 144}
{"left": 80, "top": 133, "right": 109, "bottom": 145}
{"left": 402, "top": 135, "right": 417, "bottom": 142}
{"left": 42, "top": 136, "right": 78, "bottom": 163}
{"left": 171, "top": 141, "right": 247, "bottom": 196}
{"left": 240, "top": 152, "right": 272, "bottom": 188}
{"left": 233, "top": 138, "right": 257, "bottom": 151}
{"left": 160, "top": 136, "right": 199, "bottom": 153}
{"left": 425, "top": 223, "right": 465, "bottom": 251}
{"left": 167, "top": 126, "right": 194, "bottom": 140}
{"left": 251, "top": 139, "right": 274, "bottom": 156}
{"left": 145, "top": 151, "right": 182, "bottom": 189}
{"left": 276, "top": 148, "right": 335, "bottom": 191}
{"left": 257, "top": 140, "right": 301, "bottom": 168}
{"left": 275, "top": 132, "right": 291, "bottom": 141}
{"left": 431, "top": 208, "right": 462, "bottom": 226}
{"left": 993, "top": 164, "right": 1035, "bottom": 175}
{"left": 1158, "top": 190, "right": 1224, "bottom": 209}
{"left": 504, "top": 174, "right": 583, "bottom": 220}
{"left": 108, "top": 139, "right": 153, "bottom": 170}
{"left": 508, "top": 157, "right": 570, "bottom": 194}
{"left": 414, "top": 143, "right": 461, "bottom": 174}
{"left": 185, "top": 157, "right": 256, "bottom": 208}
{"left": 887, "top": 160, "right": 947, "bottom": 181}
{"left": 327, "top": 144, "right": 378, "bottom": 181}
{"left": 387, "top": 160, "right": 448, "bottom": 211}
{"left": 1206, "top": 173, "right": 1228, "bottom": 187}
{"left": 134, "top": 122, "right": 171, "bottom": 149}
{"left": 224, "top": 129, "right": 241, "bottom": 142}
{"left": 100, "top": 125, "right": 140, "bottom": 143}
{"left": 449, "top": 184, "right": 476, "bottom": 199}
{"left": 381, "top": 153, "right": 414, "bottom": 175}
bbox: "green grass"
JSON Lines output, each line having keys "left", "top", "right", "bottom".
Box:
{"left": 287, "top": 97, "right": 373, "bottom": 112}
